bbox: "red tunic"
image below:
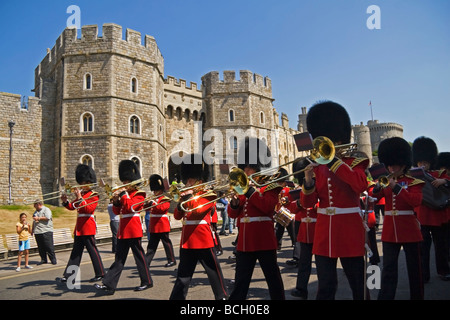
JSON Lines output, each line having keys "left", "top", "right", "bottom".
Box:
{"left": 64, "top": 190, "right": 99, "bottom": 236}
{"left": 228, "top": 183, "right": 282, "bottom": 252}
{"left": 416, "top": 170, "right": 449, "bottom": 226}
{"left": 301, "top": 157, "right": 369, "bottom": 258}
{"left": 288, "top": 200, "right": 317, "bottom": 244}
{"left": 173, "top": 191, "right": 216, "bottom": 249}
{"left": 372, "top": 175, "right": 424, "bottom": 243}
{"left": 113, "top": 189, "right": 146, "bottom": 239}
{"left": 148, "top": 195, "right": 171, "bottom": 233}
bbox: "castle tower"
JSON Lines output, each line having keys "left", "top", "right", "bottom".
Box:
{"left": 352, "top": 122, "right": 373, "bottom": 165}
{"left": 201, "top": 70, "right": 275, "bottom": 179}
{"left": 297, "top": 106, "right": 307, "bottom": 132}
{"left": 34, "top": 24, "right": 165, "bottom": 207}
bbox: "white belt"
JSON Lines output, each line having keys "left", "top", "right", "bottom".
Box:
{"left": 121, "top": 213, "right": 141, "bottom": 219}
{"left": 317, "top": 207, "right": 361, "bottom": 215}
{"left": 183, "top": 219, "right": 208, "bottom": 225}
{"left": 150, "top": 214, "right": 168, "bottom": 218}
{"left": 301, "top": 217, "right": 317, "bottom": 223}
{"left": 385, "top": 210, "right": 414, "bottom": 216}
{"left": 77, "top": 214, "right": 94, "bottom": 218}
{"left": 240, "top": 216, "right": 272, "bottom": 223}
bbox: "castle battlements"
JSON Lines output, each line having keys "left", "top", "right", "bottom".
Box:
{"left": 201, "top": 70, "right": 272, "bottom": 99}
{"left": 164, "top": 75, "right": 202, "bottom": 97}
{"left": 35, "top": 23, "right": 164, "bottom": 84}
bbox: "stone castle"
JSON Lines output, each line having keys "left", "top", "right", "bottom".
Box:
{"left": 0, "top": 23, "right": 403, "bottom": 208}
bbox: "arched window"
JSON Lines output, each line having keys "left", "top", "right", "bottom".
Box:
{"left": 131, "top": 77, "right": 138, "bottom": 93}
{"left": 81, "top": 112, "right": 93, "bottom": 132}
{"left": 229, "top": 109, "right": 235, "bottom": 122}
{"left": 166, "top": 105, "right": 173, "bottom": 119}
{"left": 81, "top": 154, "right": 93, "bottom": 167}
{"left": 84, "top": 73, "right": 92, "bottom": 90}
{"left": 260, "top": 111, "right": 265, "bottom": 124}
{"left": 129, "top": 115, "right": 140, "bottom": 134}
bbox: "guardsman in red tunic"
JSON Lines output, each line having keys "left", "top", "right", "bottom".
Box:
{"left": 169, "top": 154, "right": 228, "bottom": 300}
{"left": 437, "top": 152, "right": 450, "bottom": 262}
{"left": 301, "top": 101, "right": 369, "bottom": 300}
{"left": 372, "top": 137, "right": 425, "bottom": 300}
{"left": 228, "top": 137, "right": 285, "bottom": 300}
{"left": 412, "top": 136, "right": 450, "bottom": 281}
{"left": 145, "top": 174, "right": 176, "bottom": 268}
{"left": 95, "top": 160, "right": 152, "bottom": 295}
{"left": 59, "top": 164, "right": 105, "bottom": 283}
{"left": 364, "top": 181, "right": 381, "bottom": 266}
{"left": 274, "top": 169, "right": 296, "bottom": 250}
{"left": 288, "top": 158, "right": 317, "bottom": 299}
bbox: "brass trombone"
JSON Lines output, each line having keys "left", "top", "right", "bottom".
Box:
{"left": 99, "top": 177, "right": 149, "bottom": 199}
{"left": 248, "top": 136, "right": 347, "bottom": 187}
{"left": 179, "top": 167, "right": 249, "bottom": 212}
{"left": 131, "top": 183, "right": 181, "bottom": 213}
{"left": 23, "top": 178, "right": 98, "bottom": 205}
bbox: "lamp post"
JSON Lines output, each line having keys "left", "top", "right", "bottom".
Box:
{"left": 8, "top": 120, "right": 15, "bottom": 205}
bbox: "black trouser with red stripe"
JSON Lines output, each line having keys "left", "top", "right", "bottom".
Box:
{"left": 102, "top": 237, "right": 152, "bottom": 290}
{"left": 170, "top": 248, "right": 228, "bottom": 300}
{"left": 229, "top": 249, "right": 285, "bottom": 300}
{"left": 63, "top": 235, "right": 104, "bottom": 278}
{"left": 146, "top": 232, "right": 176, "bottom": 266}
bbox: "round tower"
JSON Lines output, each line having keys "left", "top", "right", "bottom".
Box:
{"left": 352, "top": 122, "right": 373, "bottom": 165}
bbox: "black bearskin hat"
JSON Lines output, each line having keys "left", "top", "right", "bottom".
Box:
{"left": 75, "top": 164, "right": 97, "bottom": 184}
{"left": 412, "top": 136, "right": 438, "bottom": 168}
{"left": 149, "top": 174, "right": 165, "bottom": 191}
{"left": 378, "top": 137, "right": 412, "bottom": 170}
{"left": 237, "top": 136, "right": 272, "bottom": 172}
{"left": 180, "top": 153, "right": 209, "bottom": 183}
{"left": 306, "top": 101, "right": 351, "bottom": 144}
{"left": 292, "top": 157, "right": 310, "bottom": 183}
{"left": 437, "top": 152, "right": 450, "bottom": 169}
{"left": 118, "top": 160, "right": 141, "bottom": 182}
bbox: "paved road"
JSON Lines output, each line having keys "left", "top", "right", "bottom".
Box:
{"left": 0, "top": 225, "right": 449, "bottom": 307}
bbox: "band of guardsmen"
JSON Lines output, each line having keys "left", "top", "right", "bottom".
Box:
{"left": 40, "top": 100, "right": 450, "bottom": 300}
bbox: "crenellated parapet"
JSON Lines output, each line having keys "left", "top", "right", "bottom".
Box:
{"left": 35, "top": 23, "right": 164, "bottom": 92}
{"left": 201, "top": 70, "right": 272, "bottom": 100}
{"left": 164, "top": 75, "right": 202, "bottom": 97}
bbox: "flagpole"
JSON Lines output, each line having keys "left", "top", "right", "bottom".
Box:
{"left": 369, "top": 101, "right": 373, "bottom": 121}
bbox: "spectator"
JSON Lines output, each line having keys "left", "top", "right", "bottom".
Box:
{"left": 32, "top": 201, "right": 56, "bottom": 265}
{"left": 16, "top": 213, "right": 33, "bottom": 271}
{"left": 107, "top": 199, "right": 120, "bottom": 253}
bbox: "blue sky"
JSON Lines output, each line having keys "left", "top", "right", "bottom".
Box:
{"left": 1, "top": 0, "right": 449, "bottom": 151}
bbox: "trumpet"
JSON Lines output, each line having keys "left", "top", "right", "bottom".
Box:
{"left": 248, "top": 136, "right": 357, "bottom": 188}
{"left": 179, "top": 167, "right": 249, "bottom": 212}
{"left": 378, "top": 174, "right": 394, "bottom": 188}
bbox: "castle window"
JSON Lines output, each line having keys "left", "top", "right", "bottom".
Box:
{"left": 129, "top": 115, "right": 141, "bottom": 134}
{"left": 166, "top": 105, "right": 173, "bottom": 119}
{"left": 260, "top": 111, "right": 265, "bottom": 124}
{"left": 84, "top": 73, "right": 92, "bottom": 90}
{"left": 230, "top": 136, "right": 238, "bottom": 150}
{"left": 192, "top": 110, "right": 198, "bottom": 121}
{"left": 229, "top": 109, "right": 235, "bottom": 122}
{"left": 131, "top": 77, "right": 138, "bottom": 93}
{"left": 81, "top": 155, "right": 93, "bottom": 168}
{"left": 81, "top": 112, "right": 94, "bottom": 132}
